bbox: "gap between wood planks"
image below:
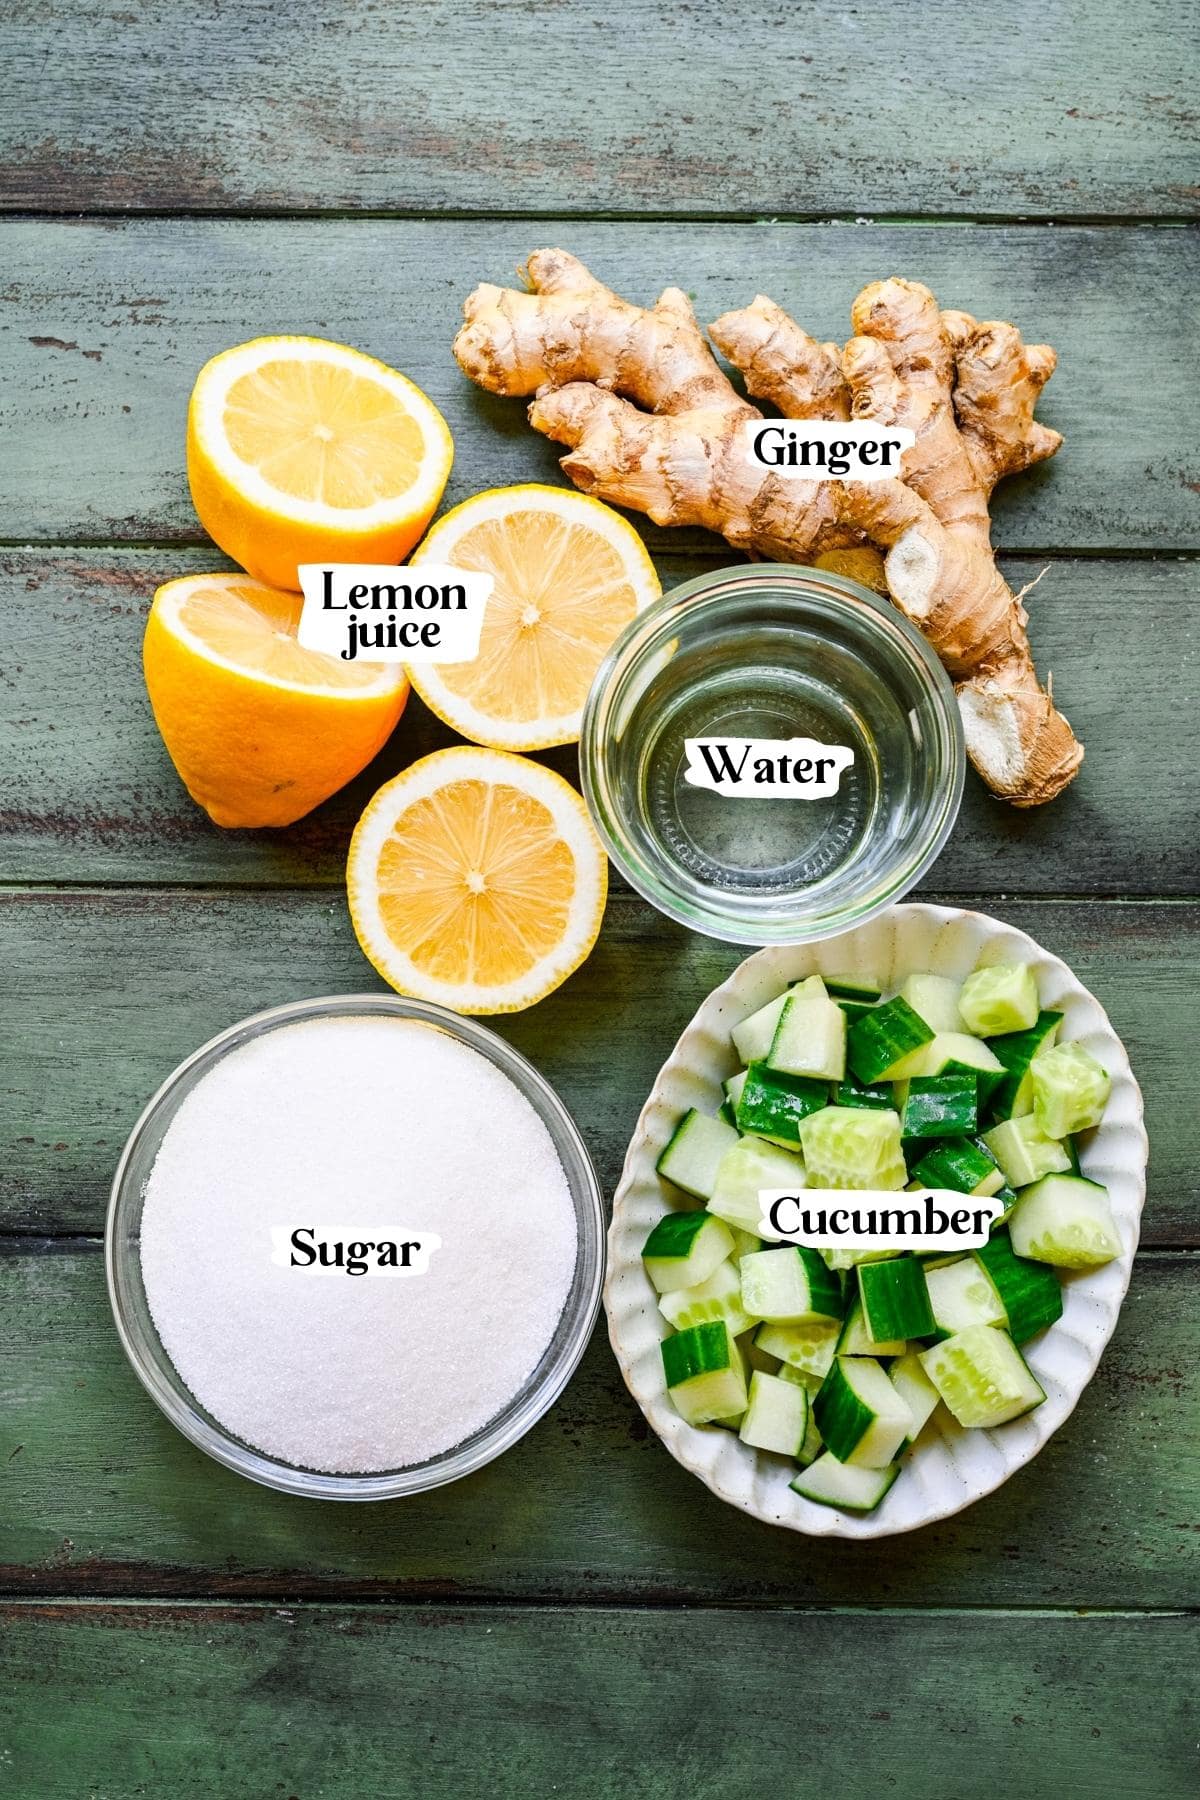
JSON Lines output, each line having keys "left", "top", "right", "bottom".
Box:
{"left": 1, "top": 209, "right": 1198, "bottom": 228}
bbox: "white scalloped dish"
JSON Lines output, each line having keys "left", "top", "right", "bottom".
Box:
{"left": 605, "top": 903, "right": 1147, "bottom": 1538}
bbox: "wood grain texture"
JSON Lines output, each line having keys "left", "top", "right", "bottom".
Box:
{"left": 0, "top": 1245, "right": 1195, "bottom": 1609}
{"left": 4, "top": 548, "right": 1197, "bottom": 892}
{"left": 3, "top": 220, "right": 1197, "bottom": 550}
{"left": 1, "top": 1601, "right": 1195, "bottom": 1799}
{"left": 0, "top": 889, "right": 1190, "bottom": 1240}
{"left": 2, "top": 0, "right": 1198, "bottom": 219}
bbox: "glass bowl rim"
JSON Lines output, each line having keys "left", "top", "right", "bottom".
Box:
{"left": 105, "top": 992, "right": 606, "bottom": 1501}
{"left": 579, "top": 561, "right": 965, "bottom": 945}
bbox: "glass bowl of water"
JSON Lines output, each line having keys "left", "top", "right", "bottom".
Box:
{"left": 580, "top": 563, "right": 964, "bottom": 945}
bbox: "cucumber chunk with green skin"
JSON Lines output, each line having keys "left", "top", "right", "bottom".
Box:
{"left": 858, "top": 1256, "right": 936, "bottom": 1341}
{"left": 847, "top": 995, "right": 933, "bottom": 1084}
{"left": 799, "top": 1105, "right": 907, "bottom": 1190}
{"left": 736, "top": 1061, "right": 829, "bottom": 1145}
{"left": 755, "top": 1318, "right": 841, "bottom": 1380}
{"left": 642, "top": 1209, "right": 736, "bottom": 1293}
{"left": 767, "top": 979, "right": 847, "bottom": 1082}
{"left": 661, "top": 1322, "right": 748, "bottom": 1425}
{"left": 656, "top": 1109, "right": 741, "bottom": 1201}
{"left": 960, "top": 962, "right": 1040, "bottom": 1036}
{"left": 890, "top": 1032, "right": 1005, "bottom": 1094}
{"left": 1030, "top": 1041, "right": 1112, "bottom": 1139}
{"left": 723, "top": 1069, "right": 748, "bottom": 1110}
{"left": 985, "top": 1010, "right": 1063, "bottom": 1121}
{"left": 900, "top": 972, "right": 965, "bottom": 1034}
{"left": 919, "top": 1325, "right": 1045, "bottom": 1428}
{"left": 821, "top": 1245, "right": 902, "bottom": 1271}
{"left": 834, "top": 1074, "right": 895, "bottom": 1111}
{"left": 973, "top": 1230, "right": 1063, "bottom": 1341}
{"left": 732, "top": 987, "right": 796, "bottom": 1066}
{"left": 991, "top": 1184, "right": 1018, "bottom": 1226}
{"left": 982, "top": 1113, "right": 1072, "bottom": 1189}
{"left": 910, "top": 1136, "right": 1002, "bottom": 1197}
{"left": 740, "top": 1245, "right": 843, "bottom": 1324}
{"left": 659, "top": 1258, "right": 755, "bottom": 1337}
{"left": 900, "top": 1073, "right": 978, "bottom": 1139}
{"left": 837, "top": 1296, "right": 905, "bottom": 1357}
{"left": 1009, "top": 1173, "right": 1123, "bottom": 1269}
{"left": 708, "top": 1136, "right": 806, "bottom": 1233}
{"left": 924, "top": 1257, "right": 1006, "bottom": 1340}
{"left": 825, "top": 976, "right": 883, "bottom": 1003}
{"left": 889, "top": 1349, "right": 941, "bottom": 1444}
{"left": 790, "top": 1451, "right": 899, "bottom": 1512}
{"left": 738, "top": 1369, "right": 810, "bottom": 1456}
{"left": 814, "top": 1356, "right": 913, "bottom": 1466}
{"left": 837, "top": 999, "right": 878, "bottom": 1024}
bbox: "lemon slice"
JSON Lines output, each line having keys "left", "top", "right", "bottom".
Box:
{"left": 144, "top": 573, "right": 408, "bottom": 828}
{"left": 187, "top": 337, "right": 454, "bottom": 590}
{"left": 347, "top": 747, "right": 607, "bottom": 1013}
{"left": 407, "top": 485, "right": 660, "bottom": 749}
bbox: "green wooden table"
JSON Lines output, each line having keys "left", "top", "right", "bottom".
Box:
{"left": 2, "top": 4, "right": 1197, "bottom": 1793}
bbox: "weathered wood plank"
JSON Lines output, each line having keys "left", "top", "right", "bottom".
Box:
{"left": 4, "top": 548, "right": 1197, "bottom": 892}
{"left": 0, "top": 1601, "right": 1194, "bottom": 1799}
{"left": 0, "top": 890, "right": 1189, "bottom": 1241}
{"left": 0, "top": 1245, "right": 1194, "bottom": 1609}
{"left": 2, "top": 0, "right": 1197, "bottom": 219}
{"left": 3, "top": 220, "right": 1197, "bottom": 549}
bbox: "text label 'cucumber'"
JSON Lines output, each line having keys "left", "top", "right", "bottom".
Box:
{"left": 759, "top": 1190, "right": 1006, "bottom": 1252}
{"left": 744, "top": 419, "right": 916, "bottom": 481}
{"left": 297, "top": 564, "right": 493, "bottom": 663}
{"left": 270, "top": 1226, "right": 442, "bottom": 1277}
{"left": 683, "top": 736, "right": 854, "bottom": 799}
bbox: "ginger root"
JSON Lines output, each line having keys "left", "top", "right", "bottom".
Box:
{"left": 454, "top": 250, "right": 1082, "bottom": 805}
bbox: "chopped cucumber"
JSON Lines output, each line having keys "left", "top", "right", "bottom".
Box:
{"left": 723, "top": 1069, "right": 748, "bottom": 1111}
{"left": 982, "top": 1113, "right": 1072, "bottom": 1189}
{"left": 659, "top": 1258, "right": 755, "bottom": 1337}
{"left": 814, "top": 1356, "right": 913, "bottom": 1467}
{"left": 924, "top": 1256, "right": 1006, "bottom": 1340}
{"left": 740, "top": 1245, "right": 843, "bottom": 1324}
{"left": 739, "top": 1369, "right": 810, "bottom": 1457}
{"left": 732, "top": 987, "right": 796, "bottom": 1066}
{"left": 910, "top": 1136, "right": 1003, "bottom": 1198}
{"left": 986, "top": 1010, "right": 1063, "bottom": 1120}
{"left": 755, "top": 1318, "right": 841, "bottom": 1380}
{"left": 661, "top": 1321, "right": 748, "bottom": 1425}
{"left": 736, "top": 1061, "right": 829, "bottom": 1145}
{"left": 821, "top": 1245, "right": 902, "bottom": 1271}
{"left": 739, "top": 1328, "right": 782, "bottom": 1375}
{"left": 858, "top": 1256, "right": 935, "bottom": 1341}
{"left": 825, "top": 976, "right": 883, "bottom": 1003}
{"left": 973, "top": 1230, "right": 1063, "bottom": 1341}
{"left": 642, "top": 1209, "right": 735, "bottom": 1293}
{"left": 791, "top": 1451, "right": 899, "bottom": 1512}
{"left": 656, "top": 1108, "right": 740, "bottom": 1201}
{"left": 900, "top": 1073, "right": 978, "bottom": 1140}
{"left": 889, "top": 1349, "right": 941, "bottom": 1444}
{"left": 960, "top": 962, "right": 1040, "bottom": 1036}
{"left": 799, "top": 1104, "right": 907, "bottom": 1190}
{"left": 847, "top": 995, "right": 933, "bottom": 1084}
{"left": 890, "top": 1031, "right": 1005, "bottom": 1095}
{"left": 727, "top": 1224, "right": 763, "bottom": 1260}
{"left": 767, "top": 977, "right": 847, "bottom": 1082}
{"left": 837, "top": 1296, "right": 905, "bottom": 1358}
{"left": 834, "top": 1074, "right": 895, "bottom": 1111}
{"left": 919, "top": 1325, "right": 1045, "bottom": 1428}
{"left": 708, "top": 1136, "right": 806, "bottom": 1233}
{"left": 1009, "top": 1173, "right": 1122, "bottom": 1269}
{"left": 1030, "top": 1041, "right": 1112, "bottom": 1139}
{"left": 991, "top": 1183, "right": 1018, "bottom": 1226}
{"left": 901, "top": 972, "right": 965, "bottom": 1034}
{"left": 838, "top": 999, "right": 878, "bottom": 1024}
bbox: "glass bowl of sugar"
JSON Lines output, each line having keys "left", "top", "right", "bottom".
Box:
{"left": 106, "top": 994, "right": 605, "bottom": 1499}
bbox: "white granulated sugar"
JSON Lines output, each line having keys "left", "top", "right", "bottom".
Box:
{"left": 140, "top": 1016, "right": 578, "bottom": 1473}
